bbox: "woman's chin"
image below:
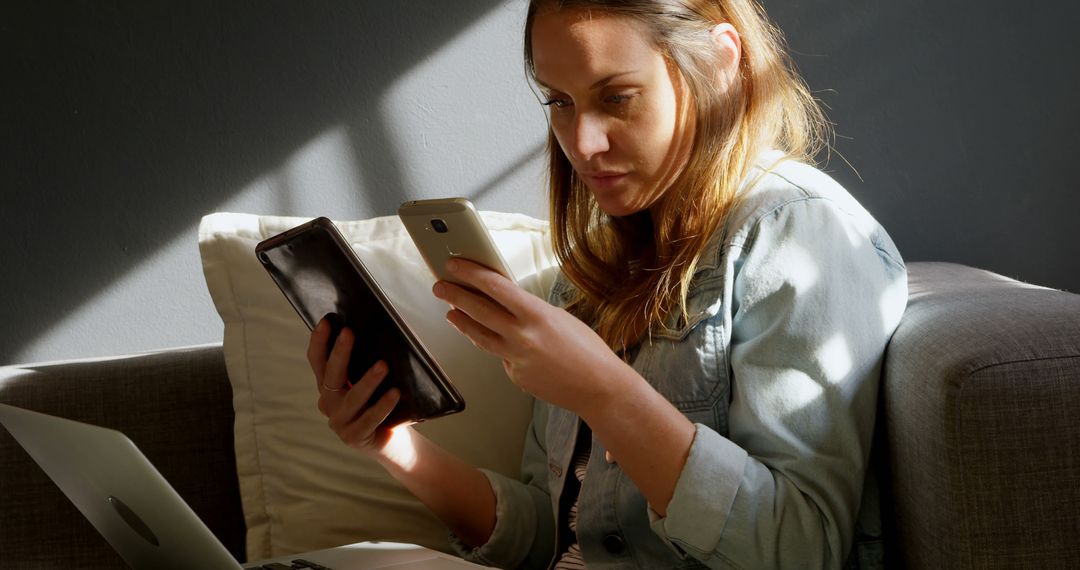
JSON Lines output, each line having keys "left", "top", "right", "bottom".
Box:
{"left": 595, "top": 200, "right": 641, "bottom": 218}
{"left": 593, "top": 192, "right": 652, "bottom": 218}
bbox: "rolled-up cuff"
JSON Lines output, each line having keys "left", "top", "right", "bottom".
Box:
{"left": 649, "top": 423, "right": 748, "bottom": 560}
{"left": 448, "top": 469, "right": 538, "bottom": 568}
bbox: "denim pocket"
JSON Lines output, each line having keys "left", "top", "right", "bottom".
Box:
{"left": 632, "top": 278, "right": 730, "bottom": 432}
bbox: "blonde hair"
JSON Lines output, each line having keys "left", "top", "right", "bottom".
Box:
{"left": 525, "top": 0, "right": 829, "bottom": 353}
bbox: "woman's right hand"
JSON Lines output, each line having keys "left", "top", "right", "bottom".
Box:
{"left": 307, "top": 318, "right": 402, "bottom": 457}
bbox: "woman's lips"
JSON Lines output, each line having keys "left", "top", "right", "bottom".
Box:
{"left": 584, "top": 172, "right": 629, "bottom": 189}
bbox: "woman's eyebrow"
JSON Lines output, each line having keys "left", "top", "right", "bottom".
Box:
{"left": 535, "top": 70, "right": 641, "bottom": 92}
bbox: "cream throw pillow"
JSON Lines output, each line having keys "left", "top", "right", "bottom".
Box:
{"left": 198, "top": 212, "right": 557, "bottom": 560}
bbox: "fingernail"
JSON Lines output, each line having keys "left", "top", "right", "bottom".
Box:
{"left": 337, "top": 329, "right": 349, "bottom": 344}
{"left": 375, "top": 360, "right": 387, "bottom": 374}
{"left": 432, "top": 282, "right": 445, "bottom": 298}
{"left": 446, "top": 258, "right": 460, "bottom": 273}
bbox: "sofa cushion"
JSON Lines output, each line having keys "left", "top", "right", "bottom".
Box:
{"left": 881, "top": 262, "right": 1080, "bottom": 568}
{"left": 198, "top": 212, "right": 557, "bottom": 560}
{"left": 0, "top": 344, "right": 244, "bottom": 567}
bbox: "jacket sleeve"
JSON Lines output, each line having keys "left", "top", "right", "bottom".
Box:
{"left": 450, "top": 272, "right": 575, "bottom": 568}
{"left": 648, "top": 196, "right": 908, "bottom": 568}
{"left": 449, "top": 398, "right": 556, "bottom": 569}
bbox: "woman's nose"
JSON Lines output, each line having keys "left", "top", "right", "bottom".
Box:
{"left": 569, "top": 112, "right": 610, "bottom": 161}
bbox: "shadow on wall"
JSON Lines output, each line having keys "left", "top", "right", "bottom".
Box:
{"left": 0, "top": 1, "right": 504, "bottom": 363}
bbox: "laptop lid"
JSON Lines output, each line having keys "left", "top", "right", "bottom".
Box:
{"left": 0, "top": 403, "right": 243, "bottom": 570}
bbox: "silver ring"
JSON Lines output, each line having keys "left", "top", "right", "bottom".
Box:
{"left": 321, "top": 383, "right": 345, "bottom": 392}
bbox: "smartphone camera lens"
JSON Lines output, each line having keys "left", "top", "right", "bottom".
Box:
{"left": 430, "top": 218, "right": 448, "bottom": 233}
{"left": 258, "top": 252, "right": 270, "bottom": 264}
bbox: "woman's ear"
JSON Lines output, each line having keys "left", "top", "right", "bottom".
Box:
{"left": 710, "top": 23, "right": 742, "bottom": 90}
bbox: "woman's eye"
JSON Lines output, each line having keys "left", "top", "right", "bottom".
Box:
{"left": 605, "top": 93, "right": 634, "bottom": 105}
{"left": 542, "top": 97, "right": 572, "bottom": 109}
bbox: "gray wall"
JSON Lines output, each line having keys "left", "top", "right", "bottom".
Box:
{"left": 3, "top": 1, "right": 1078, "bottom": 365}
{"left": 763, "top": 1, "right": 1080, "bottom": 289}
{"left": 2, "top": 1, "right": 548, "bottom": 364}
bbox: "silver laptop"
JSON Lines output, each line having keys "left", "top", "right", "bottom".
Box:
{"left": 0, "top": 403, "right": 484, "bottom": 570}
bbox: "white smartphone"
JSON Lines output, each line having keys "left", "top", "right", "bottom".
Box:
{"left": 398, "top": 198, "right": 515, "bottom": 288}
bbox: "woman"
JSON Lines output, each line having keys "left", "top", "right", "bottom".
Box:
{"left": 309, "top": 1, "right": 907, "bottom": 568}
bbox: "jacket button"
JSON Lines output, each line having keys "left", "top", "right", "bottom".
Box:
{"left": 602, "top": 533, "right": 625, "bottom": 555}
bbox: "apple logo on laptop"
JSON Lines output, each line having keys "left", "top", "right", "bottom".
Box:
{"left": 107, "top": 495, "right": 160, "bottom": 547}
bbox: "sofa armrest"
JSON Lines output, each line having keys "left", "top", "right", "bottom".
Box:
{"left": 0, "top": 343, "right": 245, "bottom": 568}
{"left": 882, "top": 262, "right": 1080, "bottom": 568}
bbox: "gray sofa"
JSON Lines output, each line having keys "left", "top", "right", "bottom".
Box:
{"left": 2, "top": 262, "right": 1079, "bottom": 569}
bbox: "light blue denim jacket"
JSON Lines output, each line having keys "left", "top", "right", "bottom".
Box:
{"left": 451, "top": 151, "right": 908, "bottom": 569}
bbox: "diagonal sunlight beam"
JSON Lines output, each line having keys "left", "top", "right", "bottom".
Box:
{"left": 4, "top": 1, "right": 526, "bottom": 364}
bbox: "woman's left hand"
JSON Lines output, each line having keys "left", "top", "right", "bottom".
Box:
{"left": 432, "top": 258, "right": 627, "bottom": 415}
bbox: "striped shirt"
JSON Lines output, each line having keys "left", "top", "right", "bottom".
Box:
{"left": 554, "top": 424, "right": 592, "bottom": 569}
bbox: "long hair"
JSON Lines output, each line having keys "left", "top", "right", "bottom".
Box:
{"left": 524, "top": 0, "right": 829, "bottom": 353}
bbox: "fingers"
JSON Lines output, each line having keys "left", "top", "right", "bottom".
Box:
{"left": 441, "top": 258, "right": 536, "bottom": 320}
{"left": 339, "top": 360, "right": 387, "bottom": 416}
{"left": 338, "top": 388, "right": 402, "bottom": 447}
{"left": 434, "top": 281, "right": 516, "bottom": 337}
{"left": 322, "top": 327, "right": 354, "bottom": 392}
{"left": 306, "top": 318, "right": 331, "bottom": 387}
{"left": 308, "top": 320, "right": 403, "bottom": 451}
{"left": 328, "top": 360, "right": 400, "bottom": 446}
{"left": 446, "top": 308, "right": 508, "bottom": 355}
{"left": 314, "top": 324, "right": 354, "bottom": 417}
{"left": 433, "top": 259, "right": 550, "bottom": 360}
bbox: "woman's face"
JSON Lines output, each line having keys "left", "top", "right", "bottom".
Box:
{"left": 531, "top": 8, "right": 694, "bottom": 217}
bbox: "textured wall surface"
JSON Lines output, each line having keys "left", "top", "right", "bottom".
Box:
{"left": 2, "top": 1, "right": 548, "bottom": 364}
{"left": 763, "top": 1, "right": 1080, "bottom": 291}
{"left": 2, "top": 1, "right": 1077, "bottom": 364}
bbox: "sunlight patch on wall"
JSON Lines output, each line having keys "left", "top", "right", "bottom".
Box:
{"left": 218, "top": 126, "right": 364, "bottom": 217}
{"left": 8, "top": 2, "right": 549, "bottom": 364}
{"left": 378, "top": 2, "right": 548, "bottom": 213}
{"left": 14, "top": 124, "right": 361, "bottom": 364}
{"left": 13, "top": 128, "right": 362, "bottom": 365}
{"left": 12, "top": 226, "right": 218, "bottom": 364}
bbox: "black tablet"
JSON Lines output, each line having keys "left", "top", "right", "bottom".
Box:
{"left": 255, "top": 217, "right": 465, "bottom": 425}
